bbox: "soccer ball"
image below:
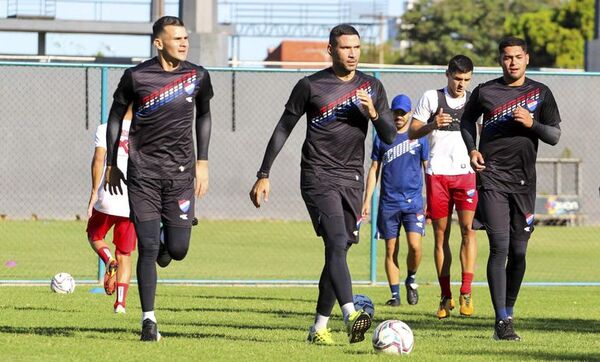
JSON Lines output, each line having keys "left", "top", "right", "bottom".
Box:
{"left": 372, "top": 320, "right": 414, "bottom": 355}
{"left": 353, "top": 294, "right": 375, "bottom": 319}
{"left": 51, "top": 272, "right": 76, "bottom": 294}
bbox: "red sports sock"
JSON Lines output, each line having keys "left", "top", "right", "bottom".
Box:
{"left": 460, "top": 272, "right": 474, "bottom": 294}
{"left": 438, "top": 275, "right": 451, "bottom": 298}
{"left": 97, "top": 247, "right": 112, "bottom": 264}
{"left": 115, "top": 283, "right": 129, "bottom": 308}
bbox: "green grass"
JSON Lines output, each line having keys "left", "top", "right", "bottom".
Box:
{"left": 1, "top": 220, "right": 599, "bottom": 283}
{"left": 1, "top": 285, "right": 600, "bottom": 361}
{"left": 2, "top": 220, "right": 600, "bottom": 360}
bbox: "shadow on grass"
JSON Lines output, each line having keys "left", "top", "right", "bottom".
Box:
{"left": 7, "top": 306, "right": 81, "bottom": 313}
{"left": 0, "top": 325, "right": 273, "bottom": 343}
{"left": 163, "top": 320, "right": 307, "bottom": 332}
{"left": 162, "top": 306, "right": 313, "bottom": 318}
{"left": 512, "top": 350, "right": 600, "bottom": 361}
{"left": 156, "top": 292, "right": 315, "bottom": 304}
{"left": 0, "top": 325, "right": 129, "bottom": 338}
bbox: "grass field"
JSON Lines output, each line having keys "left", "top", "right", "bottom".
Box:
{"left": 2, "top": 285, "right": 600, "bottom": 361}
{"left": 1, "top": 220, "right": 599, "bottom": 283}
{"left": 2, "top": 221, "right": 600, "bottom": 360}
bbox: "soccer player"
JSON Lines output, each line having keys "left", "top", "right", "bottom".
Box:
{"left": 461, "top": 37, "right": 561, "bottom": 340}
{"left": 362, "top": 94, "right": 428, "bottom": 307}
{"left": 249, "top": 24, "right": 396, "bottom": 345}
{"left": 104, "top": 16, "right": 214, "bottom": 342}
{"left": 86, "top": 104, "right": 136, "bottom": 314}
{"left": 408, "top": 55, "right": 478, "bottom": 319}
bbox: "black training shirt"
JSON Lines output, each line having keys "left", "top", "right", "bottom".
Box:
{"left": 280, "top": 68, "right": 395, "bottom": 186}
{"left": 461, "top": 77, "right": 561, "bottom": 193}
{"left": 107, "top": 57, "right": 214, "bottom": 180}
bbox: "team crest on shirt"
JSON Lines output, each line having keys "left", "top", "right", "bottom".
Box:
{"left": 525, "top": 213, "right": 535, "bottom": 225}
{"left": 184, "top": 81, "right": 196, "bottom": 95}
{"left": 526, "top": 98, "right": 538, "bottom": 111}
{"left": 179, "top": 199, "right": 191, "bottom": 213}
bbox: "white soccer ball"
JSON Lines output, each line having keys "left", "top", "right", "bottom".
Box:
{"left": 50, "top": 272, "right": 76, "bottom": 294}
{"left": 353, "top": 294, "right": 375, "bottom": 319}
{"left": 372, "top": 320, "right": 414, "bottom": 355}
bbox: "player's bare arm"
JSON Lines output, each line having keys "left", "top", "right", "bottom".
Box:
{"left": 250, "top": 177, "right": 270, "bottom": 208}
{"left": 362, "top": 160, "right": 380, "bottom": 217}
{"left": 88, "top": 147, "right": 106, "bottom": 217}
{"left": 512, "top": 106, "right": 533, "bottom": 128}
{"left": 195, "top": 160, "right": 209, "bottom": 198}
{"left": 469, "top": 149, "right": 486, "bottom": 172}
{"left": 408, "top": 108, "right": 452, "bottom": 139}
{"left": 356, "top": 89, "right": 378, "bottom": 120}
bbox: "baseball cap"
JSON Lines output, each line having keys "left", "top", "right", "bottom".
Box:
{"left": 391, "top": 94, "right": 412, "bottom": 113}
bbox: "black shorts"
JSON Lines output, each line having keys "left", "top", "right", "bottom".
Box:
{"left": 478, "top": 189, "right": 535, "bottom": 240}
{"left": 127, "top": 175, "right": 195, "bottom": 227}
{"left": 300, "top": 173, "right": 363, "bottom": 244}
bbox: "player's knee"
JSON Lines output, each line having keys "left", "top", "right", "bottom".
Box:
{"left": 115, "top": 248, "right": 132, "bottom": 257}
{"left": 168, "top": 243, "right": 189, "bottom": 261}
{"left": 164, "top": 226, "right": 191, "bottom": 261}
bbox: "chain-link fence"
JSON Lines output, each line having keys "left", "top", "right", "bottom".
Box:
{"left": 1, "top": 62, "right": 599, "bottom": 284}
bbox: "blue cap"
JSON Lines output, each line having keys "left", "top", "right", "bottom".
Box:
{"left": 391, "top": 94, "right": 412, "bottom": 112}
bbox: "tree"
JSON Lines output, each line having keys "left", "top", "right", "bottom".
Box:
{"left": 396, "top": 0, "right": 592, "bottom": 68}
{"left": 505, "top": 0, "right": 594, "bottom": 68}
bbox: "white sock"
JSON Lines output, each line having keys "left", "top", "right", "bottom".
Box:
{"left": 142, "top": 311, "right": 156, "bottom": 323}
{"left": 312, "top": 314, "right": 330, "bottom": 332}
{"left": 341, "top": 302, "right": 356, "bottom": 322}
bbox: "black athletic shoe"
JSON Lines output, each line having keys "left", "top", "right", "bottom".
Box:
{"left": 157, "top": 218, "right": 198, "bottom": 268}
{"left": 140, "top": 319, "right": 162, "bottom": 342}
{"left": 385, "top": 298, "right": 401, "bottom": 307}
{"left": 493, "top": 319, "right": 521, "bottom": 341}
{"left": 406, "top": 283, "right": 419, "bottom": 305}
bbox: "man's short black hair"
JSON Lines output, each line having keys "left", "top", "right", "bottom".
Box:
{"left": 498, "top": 36, "right": 528, "bottom": 54}
{"left": 329, "top": 24, "right": 360, "bottom": 46}
{"left": 152, "top": 16, "right": 185, "bottom": 40}
{"left": 447, "top": 55, "right": 474, "bottom": 75}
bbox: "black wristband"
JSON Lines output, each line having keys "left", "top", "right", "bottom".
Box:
{"left": 256, "top": 171, "right": 269, "bottom": 179}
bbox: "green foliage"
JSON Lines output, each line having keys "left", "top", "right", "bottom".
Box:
{"left": 397, "top": 0, "right": 595, "bottom": 68}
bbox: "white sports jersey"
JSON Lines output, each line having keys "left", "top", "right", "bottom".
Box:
{"left": 412, "top": 88, "right": 473, "bottom": 176}
{"left": 93, "top": 120, "right": 131, "bottom": 217}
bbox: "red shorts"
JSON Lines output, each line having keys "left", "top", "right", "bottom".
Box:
{"left": 425, "top": 173, "right": 478, "bottom": 220}
{"left": 86, "top": 209, "right": 137, "bottom": 254}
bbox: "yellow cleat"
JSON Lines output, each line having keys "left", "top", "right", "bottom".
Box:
{"left": 346, "top": 310, "right": 372, "bottom": 343}
{"left": 459, "top": 293, "right": 474, "bottom": 316}
{"left": 307, "top": 328, "right": 335, "bottom": 345}
{"left": 437, "top": 296, "right": 455, "bottom": 319}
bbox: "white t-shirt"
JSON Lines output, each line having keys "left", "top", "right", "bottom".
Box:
{"left": 93, "top": 120, "right": 131, "bottom": 217}
{"left": 412, "top": 88, "right": 473, "bottom": 176}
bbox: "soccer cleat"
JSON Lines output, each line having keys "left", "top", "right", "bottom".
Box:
{"left": 345, "top": 310, "right": 372, "bottom": 343}
{"left": 114, "top": 304, "right": 126, "bottom": 314}
{"left": 103, "top": 259, "right": 118, "bottom": 295}
{"left": 459, "top": 293, "right": 474, "bottom": 316}
{"left": 406, "top": 283, "right": 419, "bottom": 305}
{"left": 436, "top": 296, "right": 455, "bottom": 319}
{"left": 140, "top": 319, "right": 162, "bottom": 342}
{"left": 385, "top": 298, "right": 401, "bottom": 307}
{"left": 493, "top": 319, "right": 521, "bottom": 341}
{"left": 306, "top": 327, "right": 335, "bottom": 345}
